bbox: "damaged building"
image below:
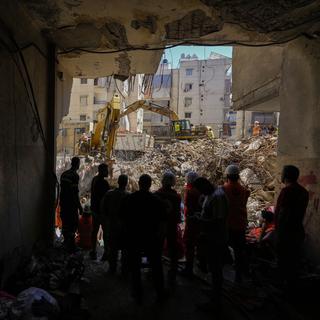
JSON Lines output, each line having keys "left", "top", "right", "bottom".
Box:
{"left": 1, "top": 0, "right": 320, "bottom": 318}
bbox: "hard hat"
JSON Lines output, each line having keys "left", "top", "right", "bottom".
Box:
{"left": 254, "top": 121, "right": 259, "bottom": 124}
{"left": 162, "top": 170, "right": 176, "bottom": 187}
{"left": 225, "top": 164, "right": 240, "bottom": 176}
{"left": 186, "top": 171, "right": 198, "bottom": 184}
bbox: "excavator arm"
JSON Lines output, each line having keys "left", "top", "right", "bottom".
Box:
{"left": 91, "top": 94, "right": 121, "bottom": 160}
{"left": 120, "top": 100, "right": 179, "bottom": 121}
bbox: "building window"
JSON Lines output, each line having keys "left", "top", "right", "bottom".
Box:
{"left": 80, "top": 114, "right": 87, "bottom": 121}
{"left": 80, "top": 78, "right": 87, "bottom": 84}
{"left": 184, "top": 83, "right": 193, "bottom": 92}
{"left": 80, "top": 95, "right": 88, "bottom": 107}
{"left": 75, "top": 127, "right": 86, "bottom": 134}
{"left": 184, "top": 97, "right": 192, "bottom": 108}
{"left": 94, "top": 78, "right": 98, "bottom": 86}
{"left": 62, "top": 128, "right": 68, "bottom": 137}
{"left": 185, "top": 112, "right": 192, "bottom": 119}
{"left": 186, "top": 68, "right": 193, "bottom": 76}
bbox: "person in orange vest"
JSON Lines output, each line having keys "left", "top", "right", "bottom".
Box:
{"left": 77, "top": 204, "right": 93, "bottom": 250}
{"left": 252, "top": 121, "right": 262, "bottom": 136}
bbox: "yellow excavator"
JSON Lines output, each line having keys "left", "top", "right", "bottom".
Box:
{"left": 78, "top": 95, "right": 211, "bottom": 162}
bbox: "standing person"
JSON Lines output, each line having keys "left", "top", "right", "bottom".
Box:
{"left": 123, "top": 174, "right": 166, "bottom": 304}
{"left": 252, "top": 121, "right": 262, "bottom": 136}
{"left": 223, "top": 165, "right": 250, "bottom": 282}
{"left": 182, "top": 171, "right": 201, "bottom": 277}
{"left": 60, "top": 157, "right": 83, "bottom": 251}
{"left": 90, "top": 163, "right": 110, "bottom": 260}
{"left": 193, "top": 177, "right": 229, "bottom": 312}
{"left": 275, "top": 165, "right": 309, "bottom": 290}
{"left": 155, "top": 171, "right": 181, "bottom": 286}
{"left": 100, "top": 174, "right": 130, "bottom": 274}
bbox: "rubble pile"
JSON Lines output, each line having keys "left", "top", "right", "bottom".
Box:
{"left": 56, "top": 136, "right": 278, "bottom": 220}
{"left": 5, "top": 247, "right": 84, "bottom": 295}
{"left": 114, "top": 136, "right": 278, "bottom": 220}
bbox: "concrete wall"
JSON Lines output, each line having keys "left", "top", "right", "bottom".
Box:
{"left": 232, "top": 46, "right": 283, "bottom": 112}
{"left": 0, "top": 0, "right": 55, "bottom": 283}
{"left": 278, "top": 38, "right": 320, "bottom": 263}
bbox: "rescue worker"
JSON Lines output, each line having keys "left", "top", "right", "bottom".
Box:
{"left": 193, "top": 177, "right": 229, "bottom": 312}
{"left": 275, "top": 165, "right": 309, "bottom": 290}
{"left": 90, "top": 163, "right": 110, "bottom": 260}
{"left": 100, "top": 174, "right": 130, "bottom": 274}
{"left": 60, "top": 157, "right": 83, "bottom": 251}
{"left": 223, "top": 164, "right": 250, "bottom": 282}
{"left": 252, "top": 120, "right": 262, "bottom": 136}
{"left": 77, "top": 204, "right": 93, "bottom": 250}
{"left": 155, "top": 171, "right": 181, "bottom": 286}
{"left": 174, "top": 121, "right": 181, "bottom": 135}
{"left": 123, "top": 174, "right": 166, "bottom": 304}
{"left": 182, "top": 171, "right": 201, "bottom": 277}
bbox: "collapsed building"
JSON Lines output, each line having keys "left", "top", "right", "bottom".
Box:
{"left": 1, "top": 0, "right": 320, "bottom": 291}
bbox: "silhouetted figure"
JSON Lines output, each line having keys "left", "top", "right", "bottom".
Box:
{"left": 60, "top": 157, "right": 83, "bottom": 251}
{"left": 223, "top": 165, "right": 250, "bottom": 282}
{"left": 155, "top": 171, "right": 181, "bottom": 286}
{"left": 123, "top": 174, "right": 166, "bottom": 303}
{"left": 275, "top": 165, "right": 309, "bottom": 290}
{"left": 182, "top": 171, "right": 201, "bottom": 277}
{"left": 90, "top": 163, "right": 110, "bottom": 260}
{"left": 193, "top": 177, "right": 229, "bottom": 312}
{"left": 101, "top": 174, "right": 130, "bottom": 274}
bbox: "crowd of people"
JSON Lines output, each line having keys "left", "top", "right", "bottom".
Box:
{"left": 59, "top": 156, "right": 309, "bottom": 310}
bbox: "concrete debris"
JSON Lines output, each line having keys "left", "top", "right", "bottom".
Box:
{"left": 114, "top": 135, "right": 278, "bottom": 220}
{"left": 5, "top": 247, "right": 84, "bottom": 295}
{"left": 56, "top": 136, "right": 278, "bottom": 221}
{"left": 10, "top": 287, "right": 59, "bottom": 320}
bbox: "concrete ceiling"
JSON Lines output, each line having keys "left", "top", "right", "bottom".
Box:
{"left": 19, "top": 0, "right": 320, "bottom": 79}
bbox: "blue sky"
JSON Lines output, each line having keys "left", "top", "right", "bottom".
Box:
{"left": 164, "top": 46, "right": 232, "bottom": 68}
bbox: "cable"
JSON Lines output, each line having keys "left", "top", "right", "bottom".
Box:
{"left": 57, "top": 33, "right": 306, "bottom": 57}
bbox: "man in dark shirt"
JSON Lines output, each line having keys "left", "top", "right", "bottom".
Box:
{"left": 155, "top": 171, "right": 181, "bottom": 286}
{"left": 182, "top": 171, "right": 201, "bottom": 277}
{"left": 193, "top": 177, "right": 229, "bottom": 312}
{"left": 60, "top": 157, "right": 83, "bottom": 251}
{"left": 90, "top": 163, "right": 110, "bottom": 260}
{"left": 100, "top": 174, "right": 130, "bottom": 274}
{"left": 275, "top": 165, "right": 309, "bottom": 288}
{"left": 123, "top": 174, "right": 166, "bottom": 303}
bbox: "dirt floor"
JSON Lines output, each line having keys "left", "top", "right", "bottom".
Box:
{"left": 79, "top": 246, "right": 319, "bottom": 320}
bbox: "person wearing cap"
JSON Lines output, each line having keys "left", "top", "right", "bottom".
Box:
{"left": 252, "top": 121, "right": 262, "bottom": 136}
{"left": 100, "top": 174, "right": 130, "bottom": 274}
{"left": 90, "top": 163, "right": 110, "bottom": 260}
{"left": 223, "top": 164, "right": 250, "bottom": 282}
{"left": 60, "top": 157, "right": 83, "bottom": 251}
{"left": 155, "top": 171, "right": 182, "bottom": 286}
{"left": 182, "top": 171, "right": 202, "bottom": 277}
{"left": 275, "top": 165, "right": 309, "bottom": 290}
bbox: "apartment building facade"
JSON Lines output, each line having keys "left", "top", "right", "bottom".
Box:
{"left": 173, "top": 52, "right": 232, "bottom": 136}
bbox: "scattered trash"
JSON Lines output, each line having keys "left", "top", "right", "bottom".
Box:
{"left": 10, "top": 287, "right": 59, "bottom": 320}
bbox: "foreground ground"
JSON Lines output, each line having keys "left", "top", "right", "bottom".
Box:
{"left": 80, "top": 248, "right": 318, "bottom": 320}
